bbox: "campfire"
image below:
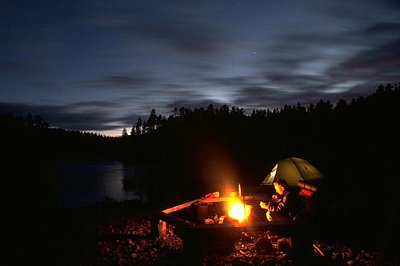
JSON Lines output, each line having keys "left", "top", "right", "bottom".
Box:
{"left": 155, "top": 177, "right": 331, "bottom": 263}
{"left": 156, "top": 182, "right": 271, "bottom": 239}
{"left": 201, "top": 184, "right": 252, "bottom": 224}
{"left": 226, "top": 198, "right": 252, "bottom": 223}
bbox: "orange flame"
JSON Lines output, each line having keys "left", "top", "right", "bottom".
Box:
{"left": 227, "top": 199, "right": 251, "bottom": 223}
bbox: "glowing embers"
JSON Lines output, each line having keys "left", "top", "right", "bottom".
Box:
{"left": 226, "top": 198, "right": 252, "bottom": 223}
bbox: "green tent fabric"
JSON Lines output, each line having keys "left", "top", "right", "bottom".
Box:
{"left": 260, "top": 157, "right": 324, "bottom": 186}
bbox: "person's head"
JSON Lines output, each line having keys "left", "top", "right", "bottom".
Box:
{"left": 273, "top": 179, "right": 289, "bottom": 195}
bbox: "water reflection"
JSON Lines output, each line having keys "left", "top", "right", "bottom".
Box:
{"left": 54, "top": 161, "right": 147, "bottom": 208}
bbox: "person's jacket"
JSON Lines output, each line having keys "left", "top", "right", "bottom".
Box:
{"left": 267, "top": 190, "right": 302, "bottom": 218}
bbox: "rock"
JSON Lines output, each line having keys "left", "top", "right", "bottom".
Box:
{"left": 277, "top": 237, "right": 292, "bottom": 252}
{"left": 255, "top": 238, "right": 273, "bottom": 252}
{"left": 240, "top": 232, "right": 252, "bottom": 243}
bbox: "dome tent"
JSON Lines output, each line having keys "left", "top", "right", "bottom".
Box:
{"left": 260, "top": 157, "right": 324, "bottom": 187}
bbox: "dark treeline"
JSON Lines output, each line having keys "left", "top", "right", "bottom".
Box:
{"left": 1, "top": 83, "right": 399, "bottom": 208}
{"left": 121, "top": 83, "right": 399, "bottom": 203}
{"left": 2, "top": 112, "right": 121, "bottom": 208}
{"left": 1, "top": 112, "right": 120, "bottom": 160}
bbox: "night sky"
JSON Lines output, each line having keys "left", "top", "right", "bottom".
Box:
{"left": 1, "top": 1, "right": 399, "bottom": 136}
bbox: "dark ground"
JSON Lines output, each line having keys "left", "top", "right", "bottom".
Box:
{"left": 6, "top": 200, "right": 397, "bottom": 266}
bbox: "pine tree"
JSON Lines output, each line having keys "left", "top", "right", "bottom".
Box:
{"left": 121, "top": 127, "right": 128, "bottom": 137}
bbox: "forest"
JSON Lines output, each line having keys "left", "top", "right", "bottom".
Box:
{"left": 2, "top": 82, "right": 399, "bottom": 207}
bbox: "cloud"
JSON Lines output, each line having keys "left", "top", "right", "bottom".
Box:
{"left": 134, "top": 21, "right": 224, "bottom": 55}
{"left": 2, "top": 1, "right": 400, "bottom": 136}
{"left": 363, "top": 22, "right": 400, "bottom": 36}
{"left": 327, "top": 38, "right": 400, "bottom": 81}
{"left": 86, "top": 73, "right": 154, "bottom": 90}
{"left": 233, "top": 86, "right": 284, "bottom": 109}
{"left": 206, "top": 76, "right": 255, "bottom": 87}
{"left": 244, "top": 18, "right": 400, "bottom": 108}
{"left": 0, "top": 101, "right": 138, "bottom": 132}
{"left": 129, "top": 2, "right": 229, "bottom": 57}
{"left": 232, "top": 84, "right": 334, "bottom": 111}
{"left": 167, "top": 99, "right": 227, "bottom": 111}
{"left": 0, "top": 60, "right": 54, "bottom": 77}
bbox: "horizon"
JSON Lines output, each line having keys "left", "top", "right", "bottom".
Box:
{"left": 9, "top": 82, "right": 397, "bottom": 138}
{"left": 1, "top": 1, "right": 399, "bottom": 137}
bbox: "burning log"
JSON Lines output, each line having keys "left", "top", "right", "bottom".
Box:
{"left": 226, "top": 199, "right": 252, "bottom": 223}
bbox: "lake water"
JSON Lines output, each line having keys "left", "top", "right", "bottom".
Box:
{"left": 53, "top": 161, "right": 147, "bottom": 208}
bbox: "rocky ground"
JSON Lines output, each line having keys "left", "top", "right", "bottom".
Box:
{"left": 8, "top": 201, "right": 397, "bottom": 266}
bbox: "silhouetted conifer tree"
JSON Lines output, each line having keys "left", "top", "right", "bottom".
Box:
{"left": 121, "top": 127, "right": 128, "bottom": 137}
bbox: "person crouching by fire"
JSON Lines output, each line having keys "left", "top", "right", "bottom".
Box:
{"left": 260, "top": 179, "right": 302, "bottom": 222}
